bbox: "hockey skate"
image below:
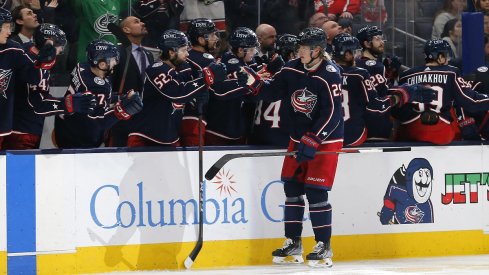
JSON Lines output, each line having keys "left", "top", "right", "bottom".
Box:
{"left": 272, "top": 238, "right": 304, "bottom": 264}
{"left": 306, "top": 241, "right": 333, "bottom": 268}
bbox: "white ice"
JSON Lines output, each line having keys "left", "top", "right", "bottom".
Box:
{"left": 89, "top": 254, "right": 489, "bottom": 275}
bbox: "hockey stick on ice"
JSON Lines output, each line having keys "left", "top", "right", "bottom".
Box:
{"left": 205, "top": 147, "right": 411, "bottom": 180}
{"left": 184, "top": 103, "right": 205, "bottom": 269}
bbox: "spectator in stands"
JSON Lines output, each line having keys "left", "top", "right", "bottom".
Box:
{"left": 431, "top": 0, "right": 466, "bottom": 40}
{"left": 321, "top": 20, "right": 341, "bottom": 53}
{"left": 131, "top": 0, "right": 184, "bottom": 49}
{"left": 484, "top": 12, "right": 489, "bottom": 35}
{"left": 441, "top": 18, "right": 462, "bottom": 59}
{"left": 338, "top": 18, "right": 352, "bottom": 34}
{"left": 476, "top": 0, "right": 489, "bottom": 13}
{"left": 224, "top": 0, "right": 259, "bottom": 32}
{"left": 11, "top": 5, "right": 39, "bottom": 43}
{"left": 313, "top": 0, "right": 361, "bottom": 21}
{"left": 309, "top": 12, "right": 329, "bottom": 28}
{"left": 11, "top": 0, "right": 57, "bottom": 23}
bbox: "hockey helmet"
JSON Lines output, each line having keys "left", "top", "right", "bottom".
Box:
{"left": 86, "top": 39, "right": 119, "bottom": 66}
{"left": 424, "top": 39, "right": 453, "bottom": 60}
{"left": 276, "top": 34, "right": 298, "bottom": 56}
{"left": 0, "top": 8, "right": 11, "bottom": 25}
{"left": 158, "top": 29, "right": 189, "bottom": 52}
{"left": 187, "top": 18, "right": 218, "bottom": 45}
{"left": 356, "top": 25, "right": 383, "bottom": 47}
{"left": 297, "top": 27, "right": 327, "bottom": 49}
{"left": 229, "top": 27, "right": 259, "bottom": 49}
{"left": 34, "top": 23, "right": 67, "bottom": 50}
{"left": 331, "top": 33, "right": 361, "bottom": 58}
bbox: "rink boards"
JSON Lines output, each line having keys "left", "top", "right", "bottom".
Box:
{"left": 0, "top": 145, "right": 488, "bottom": 274}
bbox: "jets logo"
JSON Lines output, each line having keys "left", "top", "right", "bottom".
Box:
{"left": 0, "top": 69, "right": 13, "bottom": 99}
{"left": 291, "top": 88, "right": 317, "bottom": 119}
{"left": 94, "top": 12, "right": 118, "bottom": 38}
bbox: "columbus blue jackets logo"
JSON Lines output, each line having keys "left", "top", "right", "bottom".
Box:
{"left": 94, "top": 12, "right": 118, "bottom": 38}
{"left": 0, "top": 69, "right": 13, "bottom": 99}
{"left": 291, "top": 88, "right": 317, "bottom": 119}
{"left": 378, "top": 158, "right": 434, "bottom": 225}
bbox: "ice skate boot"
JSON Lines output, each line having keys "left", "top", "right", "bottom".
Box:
{"left": 272, "top": 238, "right": 304, "bottom": 264}
{"left": 306, "top": 241, "right": 333, "bottom": 268}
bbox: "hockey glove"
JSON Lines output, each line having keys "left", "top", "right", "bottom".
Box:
{"left": 379, "top": 198, "right": 395, "bottom": 225}
{"left": 459, "top": 117, "right": 481, "bottom": 141}
{"left": 236, "top": 70, "right": 249, "bottom": 87}
{"left": 35, "top": 43, "right": 57, "bottom": 70}
{"left": 241, "top": 66, "right": 263, "bottom": 95}
{"left": 383, "top": 55, "right": 401, "bottom": 81}
{"left": 388, "top": 84, "right": 437, "bottom": 107}
{"left": 114, "top": 90, "right": 143, "bottom": 120}
{"left": 64, "top": 92, "right": 97, "bottom": 114}
{"left": 296, "top": 132, "right": 321, "bottom": 163}
{"left": 202, "top": 62, "right": 227, "bottom": 86}
{"left": 266, "top": 54, "right": 285, "bottom": 75}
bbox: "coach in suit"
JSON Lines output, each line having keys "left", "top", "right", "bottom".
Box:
{"left": 108, "top": 15, "right": 154, "bottom": 147}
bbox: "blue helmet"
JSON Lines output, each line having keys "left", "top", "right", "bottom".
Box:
{"left": 332, "top": 33, "right": 361, "bottom": 58}
{"left": 297, "top": 27, "right": 327, "bottom": 49}
{"left": 229, "top": 27, "right": 259, "bottom": 49}
{"left": 356, "top": 25, "right": 383, "bottom": 47}
{"left": 276, "top": 34, "right": 298, "bottom": 56}
{"left": 86, "top": 39, "right": 119, "bottom": 66}
{"left": 424, "top": 39, "right": 453, "bottom": 60}
{"left": 34, "top": 23, "right": 67, "bottom": 50}
{"left": 158, "top": 29, "right": 189, "bottom": 52}
{"left": 187, "top": 18, "right": 217, "bottom": 45}
{"left": 0, "top": 8, "right": 11, "bottom": 25}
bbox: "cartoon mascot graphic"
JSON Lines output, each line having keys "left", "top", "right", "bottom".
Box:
{"left": 379, "top": 158, "right": 434, "bottom": 225}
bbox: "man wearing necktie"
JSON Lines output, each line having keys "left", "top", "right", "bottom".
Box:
{"left": 108, "top": 16, "right": 154, "bottom": 147}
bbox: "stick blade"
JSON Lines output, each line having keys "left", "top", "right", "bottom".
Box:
{"left": 184, "top": 256, "right": 194, "bottom": 269}
{"left": 204, "top": 165, "right": 221, "bottom": 180}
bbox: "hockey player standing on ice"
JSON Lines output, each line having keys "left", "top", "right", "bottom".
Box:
{"left": 126, "top": 29, "right": 226, "bottom": 147}
{"left": 54, "top": 39, "right": 143, "bottom": 148}
{"left": 331, "top": 33, "right": 436, "bottom": 146}
{"left": 355, "top": 25, "right": 394, "bottom": 141}
{"left": 4, "top": 23, "right": 96, "bottom": 149}
{"left": 243, "top": 27, "right": 342, "bottom": 267}
{"left": 249, "top": 34, "right": 297, "bottom": 147}
{"left": 396, "top": 39, "right": 489, "bottom": 145}
{"left": 0, "top": 8, "right": 58, "bottom": 150}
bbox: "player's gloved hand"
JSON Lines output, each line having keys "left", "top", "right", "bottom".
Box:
{"left": 459, "top": 117, "right": 481, "bottom": 141}
{"left": 383, "top": 55, "right": 401, "bottom": 80}
{"left": 296, "top": 132, "right": 321, "bottom": 163}
{"left": 379, "top": 205, "right": 394, "bottom": 225}
{"left": 236, "top": 70, "right": 249, "bottom": 87}
{"left": 266, "top": 53, "right": 285, "bottom": 75}
{"left": 388, "top": 84, "right": 437, "bottom": 107}
{"left": 64, "top": 92, "right": 97, "bottom": 114}
{"left": 241, "top": 66, "right": 263, "bottom": 95}
{"left": 202, "top": 62, "right": 227, "bottom": 86}
{"left": 114, "top": 90, "right": 143, "bottom": 120}
{"left": 35, "top": 43, "right": 57, "bottom": 69}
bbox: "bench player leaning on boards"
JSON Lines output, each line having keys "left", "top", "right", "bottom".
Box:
{"left": 331, "top": 33, "right": 436, "bottom": 147}
{"left": 0, "top": 8, "right": 58, "bottom": 150}
{"left": 395, "top": 39, "right": 489, "bottom": 145}
{"left": 54, "top": 39, "right": 143, "bottom": 149}
{"left": 4, "top": 23, "right": 96, "bottom": 150}
{"left": 242, "top": 27, "right": 343, "bottom": 268}
{"left": 126, "top": 30, "right": 226, "bottom": 147}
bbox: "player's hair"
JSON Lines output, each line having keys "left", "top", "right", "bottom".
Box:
{"left": 11, "top": 5, "right": 28, "bottom": 35}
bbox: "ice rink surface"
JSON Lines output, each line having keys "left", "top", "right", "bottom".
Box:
{"left": 90, "top": 254, "right": 489, "bottom": 275}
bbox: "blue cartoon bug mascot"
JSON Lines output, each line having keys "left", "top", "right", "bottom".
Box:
{"left": 379, "top": 158, "right": 434, "bottom": 224}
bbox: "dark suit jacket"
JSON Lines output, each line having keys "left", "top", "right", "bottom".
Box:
{"left": 112, "top": 44, "right": 154, "bottom": 96}
{"left": 109, "top": 44, "right": 154, "bottom": 147}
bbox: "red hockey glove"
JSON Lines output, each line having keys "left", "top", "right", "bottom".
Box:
{"left": 114, "top": 90, "right": 143, "bottom": 120}
{"left": 202, "top": 62, "right": 227, "bottom": 86}
{"left": 296, "top": 132, "right": 321, "bottom": 163}
{"left": 266, "top": 53, "right": 285, "bottom": 75}
{"left": 459, "top": 117, "right": 481, "bottom": 141}
{"left": 35, "top": 43, "right": 57, "bottom": 69}
{"left": 64, "top": 92, "right": 97, "bottom": 114}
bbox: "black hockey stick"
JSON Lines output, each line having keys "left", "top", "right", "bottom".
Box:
{"left": 205, "top": 147, "right": 411, "bottom": 180}
{"left": 107, "top": 22, "right": 132, "bottom": 96}
{"left": 184, "top": 103, "right": 205, "bottom": 269}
